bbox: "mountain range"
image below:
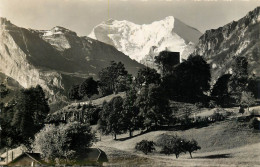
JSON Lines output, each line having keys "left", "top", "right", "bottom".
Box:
{"left": 89, "top": 16, "right": 202, "bottom": 68}
{"left": 0, "top": 6, "right": 259, "bottom": 103}
{"left": 194, "top": 6, "right": 260, "bottom": 82}
{"left": 0, "top": 18, "right": 143, "bottom": 102}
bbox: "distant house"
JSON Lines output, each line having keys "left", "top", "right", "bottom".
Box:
{"left": 7, "top": 152, "right": 43, "bottom": 166}
{"left": 0, "top": 152, "right": 44, "bottom": 166}
{"left": 0, "top": 147, "right": 25, "bottom": 165}
{"left": 0, "top": 148, "right": 108, "bottom": 166}
{"left": 156, "top": 51, "right": 180, "bottom": 75}
{"left": 158, "top": 51, "right": 180, "bottom": 65}
{"left": 82, "top": 148, "right": 108, "bottom": 166}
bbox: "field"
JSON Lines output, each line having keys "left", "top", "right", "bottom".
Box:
{"left": 92, "top": 111, "right": 260, "bottom": 167}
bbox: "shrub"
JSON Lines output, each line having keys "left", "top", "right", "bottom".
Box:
{"left": 84, "top": 107, "right": 100, "bottom": 125}
{"left": 0, "top": 83, "right": 9, "bottom": 97}
{"left": 208, "top": 100, "right": 217, "bottom": 108}
{"left": 180, "top": 116, "right": 192, "bottom": 128}
{"left": 195, "top": 102, "right": 204, "bottom": 109}
{"left": 240, "top": 91, "right": 256, "bottom": 112}
{"left": 225, "top": 111, "right": 233, "bottom": 117}
{"left": 135, "top": 140, "right": 155, "bottom": 155}
{"left": 76, "top": 103, "right": 82, "bottom": 109}
{"left": 249, "top": 117, "right": 259, "bottom": 130}
{"left": 211, "top": 111, "right": 225, "bottom": 122}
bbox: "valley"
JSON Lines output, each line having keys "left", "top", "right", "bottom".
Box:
{"left": 0, "top": 3, "right": 260, "bottom": 167}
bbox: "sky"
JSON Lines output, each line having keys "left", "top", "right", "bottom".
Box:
{"left": 0, "top": 0, "right": 260, "bottom": 36}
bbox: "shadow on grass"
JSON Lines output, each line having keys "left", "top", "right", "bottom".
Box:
{"left": 166, "top": 123, "right": 210, "bottom": 131}
{"left": 116, "top": 123, "right": 211, "bottom": 141}
{"left": 116, "top": 130, "right": 150, "bottom": 141}
{"left": 196, "top": 153, "right": 232, "bottom": 159}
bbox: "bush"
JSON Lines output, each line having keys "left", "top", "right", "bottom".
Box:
{"left": 195, "top": 102, "right": 204, "bottom": 109}
{"left": 135, "top": 140, "right": 155, "bottom": 155}
{"left": 249, "top": 117, "right": 259, "bottom": 130}
{"left": 208, "top": 100, "right": 217, "bottom": 108}
{"left": 0, "top": 83, "right": 9, "bottom": 97}
{"left": 84, "top": 107, "right": 100, "bottom": 125}
{"left": 46, "top": 104, "right": 100, "bottom": 125}
{"left": 211, "top": 111, "right": 225, "bottom": 122}
{"left": 180, "top": 117, "right": 192, "bottom": 128}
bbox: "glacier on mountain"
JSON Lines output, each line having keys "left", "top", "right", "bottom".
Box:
{"left": 89, "top": 16, "right": 202, "bottom": 67}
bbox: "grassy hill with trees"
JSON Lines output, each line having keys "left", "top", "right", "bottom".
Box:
{"left": 94, "top": 115, "right": 260, "bottom": 166}
{"left": 1, "top": 51, "right": 259, "bottom": 166}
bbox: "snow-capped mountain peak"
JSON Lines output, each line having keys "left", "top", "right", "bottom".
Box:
{"left": 88, "top": 16, "right": 202, "bottom": 67}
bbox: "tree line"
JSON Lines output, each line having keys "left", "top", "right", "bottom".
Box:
{"left": 68, "top": 52, "right": 258, "bottom": 109}
{"left": 136, "top": 134, "right": 201, "bottom": 159}
{"left": 66, "top": 52, "right": 258, "bottom": 139}
{"left": 0, "top": 51, "right": 258, "bottom": 164}
{"left": 0, "top": 85, "right": 49, "bottom": 148}
{"left": 96, "top": 54, "right": 210, "bottom": 139}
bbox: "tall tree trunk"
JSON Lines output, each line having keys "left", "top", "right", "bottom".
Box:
{"left": 114, "top": 134, "right": 117, "bottom": 140}
{"left": 129, "top": 130, "right": 132, "bottom": 137}
{"left": 189, "top": 152, "right": 193, "bottom": 158}
{"left": 155, "top": 121, "right": 158, "bottom": 130}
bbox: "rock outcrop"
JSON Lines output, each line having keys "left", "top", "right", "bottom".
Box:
{"left": 194, "top": 7, "right": 260, "bottom": 83}
{"left": 0, "top": 18, "right": 143, "bottom": 102}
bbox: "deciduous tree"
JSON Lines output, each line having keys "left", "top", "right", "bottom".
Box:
{"left": 135, "top": 67, "right": 161, "bottom": 88}
{"left": 240, "top": 91, "right": 256, "bottom": 112}
{"left": 211, "top": 74, "right": 232, "bottom": 106}
{"left": 135, "top": 140, "right": 155, "bottom": 155}
{"left": 98, "top": 96, "right": 125, "bottom": 140}
{"left": 0, "top": 85, "right": 49, "bottom": 148}
{"left": 78, "top": 77, "right": 98, "bottom": 99}
{"left": 34, "top": 122, "right": 95, "bottom": 164}
{"left": 135, "top": 84, "right": 170, "bottom": 130}
{"left": 155, "top": 51, "right": 180, "bottom": 76}
{"left": 122, "top": 87, "right": 140, "bottom": 137}
{"left": 68, "top": 85, "right": 83, "bottom": 101}
{"left": 162, "top": 55, "right": 211, "bottom": 102}
{"left": 98, "top": 61, "right": 128, "bottom": 95}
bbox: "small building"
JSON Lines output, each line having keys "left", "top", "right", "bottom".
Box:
{"left": 0, "top": 147, "right": 25, "bottom": 165}
{"left": 7, "top": 152, "right": 43, "bottom": 166}
{"left": 0, "top": 151, "right": 44, "bottom": 166}
{"left": 158, "top": 51, "right": 180, "bottom": 65}
{"left": 0, "top": 148, "right": 108, "bottom": 166}
{"left": 75, "top": 148, "right": 108, "bottom": 166}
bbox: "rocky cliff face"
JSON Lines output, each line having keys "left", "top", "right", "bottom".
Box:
{"left": 0, "top": 18, "right": 143, "bottom": 102}
{"left": 89, "top": 17, "right": 202, "bottom": 68}
{"left": 194, "top": 7, "right": 260, "bottom": 83}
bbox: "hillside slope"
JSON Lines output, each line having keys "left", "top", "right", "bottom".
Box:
{"left": 0, "top": 18, "right": 143, "bottom": 102}
{"left": 95, "top": 118, "right": 260, "bottom": 166}
{"left": 0, "top": 72, "right": 22, "bottom": 105}
{"left": 194, "top": 7, "right": 260, "bottom": 83}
